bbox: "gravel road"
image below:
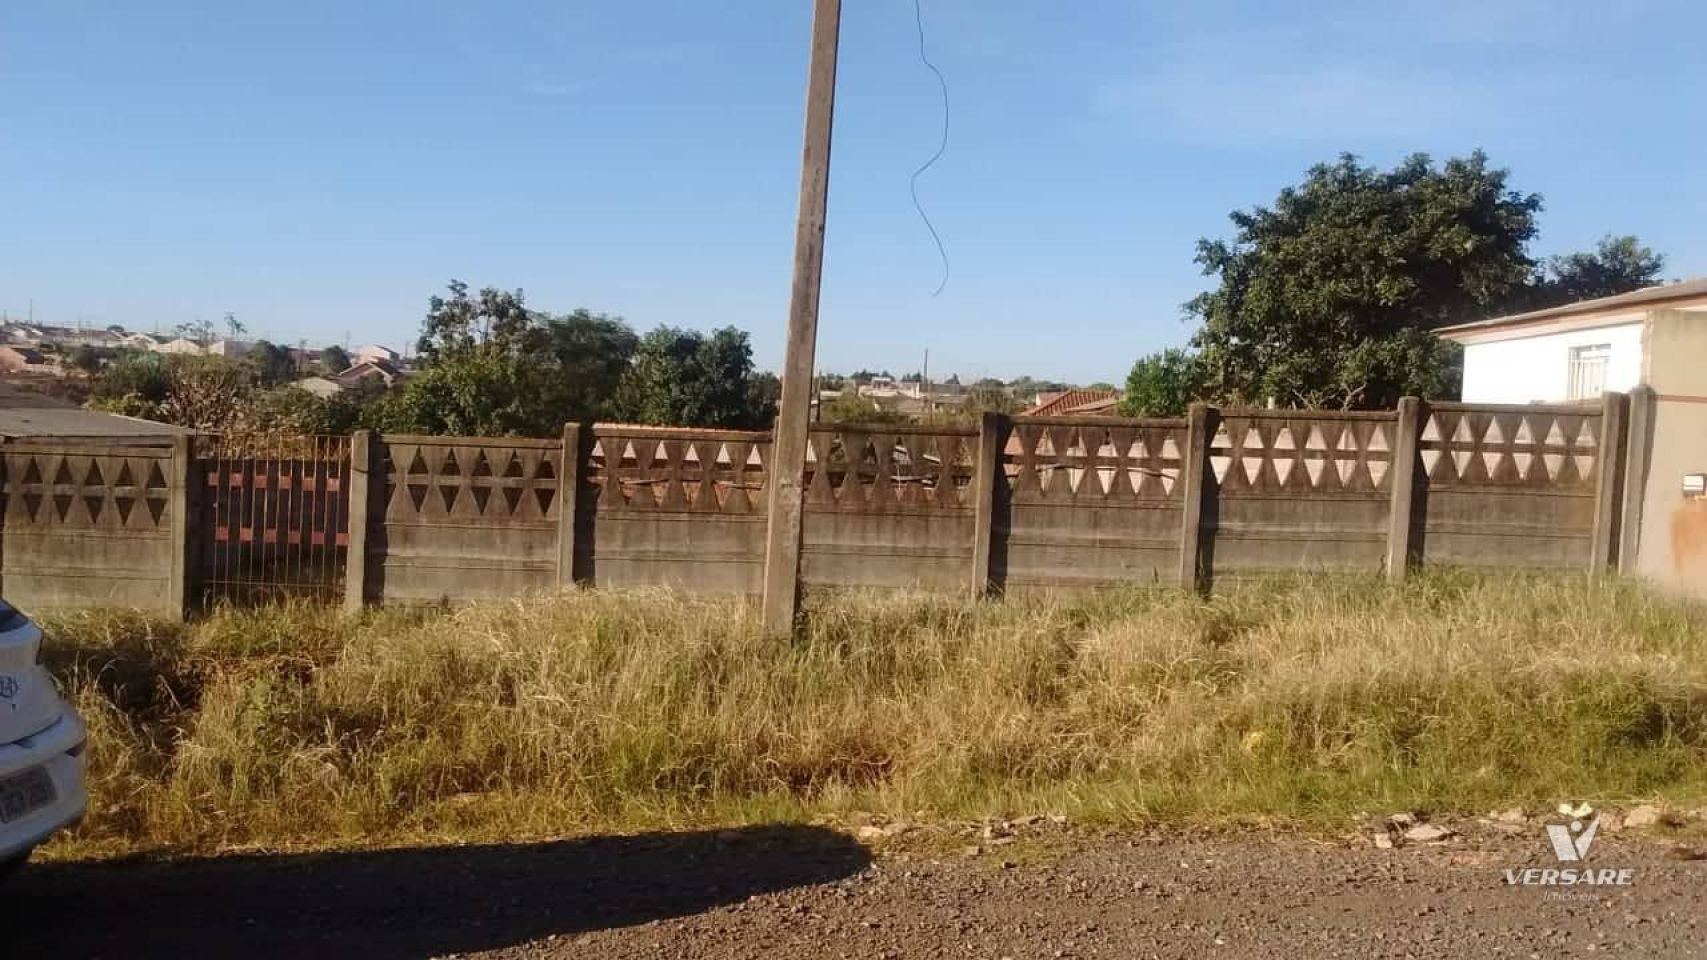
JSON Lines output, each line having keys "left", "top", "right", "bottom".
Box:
{"left": 9, "top": 822, "right": 1703, "bottom": 959}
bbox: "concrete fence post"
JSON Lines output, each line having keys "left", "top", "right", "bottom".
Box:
{"left": 557, "top": 422, "right": 585, "bottom": 588}
{"left": 970, "top": 412, "right": 1008, "bottom": 598}
{"left": 167, "top": 434, "right": 193, "bottom": 620}
{"left": 1177, "top": 404, "right": 1214, "bottom": 592}
{"left": 1384, "top": 397, "right": 1423, "bottom": 581}
{"left": 1589, "top": 391, "right": 1630, "bottom": 574}
{"left": 1618, "top": 385, "right": 1656, "bottom": 575}
{"left": 343, "top": 430, "right": 374, "bottom": 612}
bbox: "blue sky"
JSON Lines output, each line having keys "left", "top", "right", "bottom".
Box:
{"left": 4, "top": 1, "right": 1704, "bottom": 384}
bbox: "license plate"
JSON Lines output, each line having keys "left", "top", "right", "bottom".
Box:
{"left": 0, "top": 766, "right": 55, "bottom": 824}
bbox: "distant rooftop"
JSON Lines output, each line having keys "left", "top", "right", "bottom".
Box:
{"left": 1021, "top": 388, "right": 1121, "bottom": 417}
{"left": 0, "top": 384, "right": 190, "bottom": 439}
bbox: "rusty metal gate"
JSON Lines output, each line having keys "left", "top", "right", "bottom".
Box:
{"left": 195, "top": 435, "right": 351, "bottom": 605}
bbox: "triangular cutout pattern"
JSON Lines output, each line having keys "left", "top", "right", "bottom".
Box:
{"left": 1210, "top": 416, "right": 1394, "bottom": 494}
{"left": 1007, "top": 422, "right": 1187, "bottom": 504}
{"left": 583, "top": 430, "right": 770, "bottom": 515}
{"left": 1419, "top": 410, "right": 1602, "bottom": 491}
{"left": 5, "top": 453, "right": 175, "bottom": 530}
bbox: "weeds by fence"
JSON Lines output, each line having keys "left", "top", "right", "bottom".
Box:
{"left": 38, "top": 571, "right": 1707, "bottom": 859}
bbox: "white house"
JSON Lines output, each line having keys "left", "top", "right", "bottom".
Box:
{"left": 1437, "top": 279, "right": 1707, "bottom": 404}
{"left": 153, "top": 338, "right": 205, "bottom": 355}
{"left": 1440, "top": 280, "right": 1707, "bottom": 598}
{"left": 353, "top": 343, "right": 401, "bottom": 365}
{"left": 205, "top": 339, "right": 252, "bottom": 358}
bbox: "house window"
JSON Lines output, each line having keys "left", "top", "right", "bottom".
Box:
{"left": 1567, "top": 344, "right": 1611, "bottom": 401}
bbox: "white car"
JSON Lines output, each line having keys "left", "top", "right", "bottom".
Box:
{"left": 0, "top": 599, "right": 87, "bottom": 878}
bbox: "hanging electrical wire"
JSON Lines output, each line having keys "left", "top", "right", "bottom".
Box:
{"left": 910, "top": 0, "right": 951, "bottom": 297}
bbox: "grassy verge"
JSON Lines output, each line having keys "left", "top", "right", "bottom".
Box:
{"left": 37, "top": 570, "right": 1707, "bottom": 860}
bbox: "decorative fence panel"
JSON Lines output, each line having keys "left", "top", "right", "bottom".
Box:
{"left": 583, "top": 425, "right": 771, "bottom": 594}
{"left": 1204, "top": 410, "right": 1398, "bottom": 577}
{"left": 800, "top": 424, "right": 977, "bottom": 591}
{"left": 999, "top": 417, "right": 1187, "bottom": 589}
{"left": 366, "top": 435, "right": 563, "bottom": 604}
{"left": 1414, "top": 402, "right": 1606, "bottom": 569}
{"left": 0, "top": 394, "right": 1636, "bottom": 616}
{"left": 195, "top": 435, "right": 350, "bottom": 605}
{"left": 0, "top": 439, "right": 183, "bottom": 614}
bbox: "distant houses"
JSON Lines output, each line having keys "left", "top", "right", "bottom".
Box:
{"left": 0, "top": 321, "right": 411, "bottom": 394}
{"left": 295, "top": 357, "right": 407, "bottom": 398}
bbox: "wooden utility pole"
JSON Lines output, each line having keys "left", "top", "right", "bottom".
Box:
{"left": 763, "top": 0, "right": 843, "bottom": 634}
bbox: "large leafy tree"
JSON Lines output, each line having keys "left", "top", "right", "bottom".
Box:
{"left": 547, "top": 309, "right": 641, "bottom": 423}
{"left": 1190, "top": 152, "right": 1541, "bottom": 408}
{"left": 1186, "top": 153, "right": 1665, "bottom": 409}
{"left": 613, "top": 327, "right": 775, "bottom": 429}
{"left": 414, "top": 280, "right": 539, "bottom": 362}
{"left": 380, "top": 282, "right": 642, "bottom": 436}
{"left": 1525, "top": 235, "right": 1665, "bottom": 310}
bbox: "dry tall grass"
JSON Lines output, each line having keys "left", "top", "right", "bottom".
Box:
{"left": 39, "top": 571, "right": 1707, "bottom": 859}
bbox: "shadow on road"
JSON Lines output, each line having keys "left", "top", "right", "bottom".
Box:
{"left": 7, "top": 824, "right": 869, "bottom": 958}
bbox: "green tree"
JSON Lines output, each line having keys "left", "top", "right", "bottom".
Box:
{"left": 88, "top": 352, "right": 174, "bottom": 418}
{"left": 319, "top": 345, "right": 351, "bottom": 373}
{"left": 543, "top": 309, "right": 640, "bottom": 422}
{"left": 1120, "top": 349, "right": 1203, "bottom": 417}
{"left": 377, "top": 281, "right": 645, "bottom": 436}
{"left": 247, "top": 340, "right": 297, "bottom": 386}
{"left": 368, "top": 351, "right": 539, "bottom": 436}
{"left": 1190, "top": 152, "right": 1542, "bottom": 408}
{"left": 746, "top": 371, "right": 782, "bottom": 424}
{"left": 415, "top": 280, "right": 537, "bottom": 362}
{"left": 613, "top": 327, "right": 775, "bottom": 429}
{"left": 1526, "top": 235, "right": 1666, "bottom": 309}
{"left": 245, "top": 385, "right": 361, "bottom": 436}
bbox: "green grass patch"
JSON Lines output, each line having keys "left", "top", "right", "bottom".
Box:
{"left": 37, "top": 570, "right": 1707, "bottom": 859}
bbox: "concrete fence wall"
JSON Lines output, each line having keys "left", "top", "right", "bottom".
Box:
{"left": 0, "top": 437, "right": 188, "bottom": 615}
{"left": 0, "top": 394, "right": 1635, "bottom": 615}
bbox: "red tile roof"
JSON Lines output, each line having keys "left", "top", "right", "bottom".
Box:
{"left": 1020, "top": 388, "right": 1120, "bottom": 417}
{"left": 1060, "top": 394, "right": 1122, "bottom": 414}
